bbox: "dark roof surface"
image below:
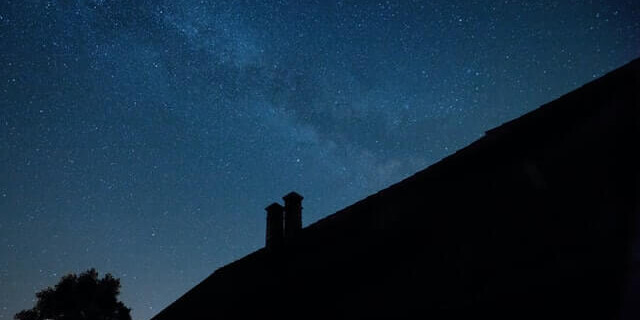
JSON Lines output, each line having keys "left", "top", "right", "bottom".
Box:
{"left": 151, "top": 57, "right": 639, "bottom": 320}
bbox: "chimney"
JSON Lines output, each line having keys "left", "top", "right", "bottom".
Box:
{"left": 265, "top": 203, "right": 284, "bottom": 249}
{"left": 283, "top": 191, "right": 303, "bottom": 239}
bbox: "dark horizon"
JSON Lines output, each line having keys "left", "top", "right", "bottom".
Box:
{"left": 1, "top": 1, "right": 639, "bottom": 319}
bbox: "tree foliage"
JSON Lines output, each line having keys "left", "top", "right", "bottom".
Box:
{"left": 14, "top": 268, "right": 131, "bottom": 320}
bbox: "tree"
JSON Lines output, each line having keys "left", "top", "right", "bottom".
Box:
{"left": 15, "top": 268, "right": 132, "bottom": 320}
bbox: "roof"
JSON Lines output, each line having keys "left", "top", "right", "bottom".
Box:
{"left": 151, "top": 56, "right": 639, "bottom": 319}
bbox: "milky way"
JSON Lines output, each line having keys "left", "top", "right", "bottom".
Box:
{"left": 1, "top": 1, "right": 638, "bottom": 319}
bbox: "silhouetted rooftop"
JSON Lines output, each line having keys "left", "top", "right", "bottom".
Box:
{"left": 152, "top": 57, "right": 639, "bottom": 320}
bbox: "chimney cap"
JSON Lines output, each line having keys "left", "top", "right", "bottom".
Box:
{"left": 265, "top": 202, "right": 284, "bottom": 211}
{"left": 282, "top": 191, "right": 303, "bottom": 202}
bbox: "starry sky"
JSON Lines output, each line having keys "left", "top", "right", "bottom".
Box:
{"left": 0, "top": 0, "right": 638, "bottom": 319}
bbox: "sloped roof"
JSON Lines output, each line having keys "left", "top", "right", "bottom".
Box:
{"left": 151, "top": 57, "right": 639, "bottom": 319}
{"left": 305, "top": 56, "right": 639, "bottom": 234}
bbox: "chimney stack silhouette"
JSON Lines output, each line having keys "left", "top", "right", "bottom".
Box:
{"left": 265, "top": 192, "right": 304, "bottom": 249}
{"left": 265, "top": 203, "right": 284, "bottom": 250}
{"left": 283, "top": 191, "right": 303, "bottom": 239}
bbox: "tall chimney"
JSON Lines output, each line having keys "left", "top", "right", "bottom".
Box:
{"left": 283, "top": 191, "right": 303, "bottom": 239}
{"left": 265, "top": 203, "right": 284, "bottom": 249}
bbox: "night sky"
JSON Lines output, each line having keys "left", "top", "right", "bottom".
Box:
{"left": 1, "top": 1, "right": 638, "bottom": 319}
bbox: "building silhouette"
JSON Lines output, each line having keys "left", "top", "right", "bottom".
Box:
{"left": 151, "top": 58, "right": 639, "bottom": 319}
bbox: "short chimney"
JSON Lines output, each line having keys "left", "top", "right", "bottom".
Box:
{"left": 283, "top": 191, "right": 303, "bottom": 239}
{"left": 265, "top": 203, "right": 284, "bottom": 249}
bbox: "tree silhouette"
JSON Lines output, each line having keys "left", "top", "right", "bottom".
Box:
{"left": 14, "top": 268, "right": 131, "bottom": 320}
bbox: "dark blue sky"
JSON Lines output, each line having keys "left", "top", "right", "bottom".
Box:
{"left": 1, "top": 1, "right": 638, "bottom": 319}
